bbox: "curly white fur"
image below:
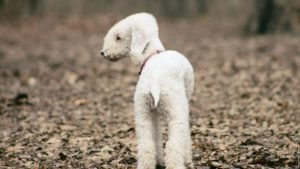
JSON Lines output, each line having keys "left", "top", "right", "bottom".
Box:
{"left": 101, "top": 13, "right": 194, "bottom": 169}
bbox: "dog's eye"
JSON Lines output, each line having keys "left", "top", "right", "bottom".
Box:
{"left": 116, "top": 35, "right": 121, "bottom": 41}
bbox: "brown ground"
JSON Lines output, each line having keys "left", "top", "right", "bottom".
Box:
{"left": 0, "top": 16, "right": 299, "bottom": 169}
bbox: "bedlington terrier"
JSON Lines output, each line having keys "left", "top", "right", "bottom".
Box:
{"left": 100, "top": 13, "right": 194, "bottom": 169}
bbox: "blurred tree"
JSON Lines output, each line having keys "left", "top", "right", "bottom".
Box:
{"left": 162, "top": 0, "right": 185, "bottom": 17}
{"left": 161, "top": 0, "right": 206, "bottom": 17}
{"left": 28, "top": 0, "right": 39, "bottom": 15}
{"left": 197, "top": 0, "right": 207, "bottom": 14}
{"left": 244, "top": 0, "right": 300, "bottom": 34}
{"left": 0, "top": 0, "right": 3, "bottom": 9}
{"left": 0, "top": 0, "right": 23, "bottom": 19}
{"left": 0, "top": 0, "right": 41, "bottom": 19}
{"left": 0, "top": 0, "right": 268, "bottom": 21}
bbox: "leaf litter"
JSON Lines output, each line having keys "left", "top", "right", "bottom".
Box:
{"left": 0, "top": 16, "right": 299, "bottom": 168}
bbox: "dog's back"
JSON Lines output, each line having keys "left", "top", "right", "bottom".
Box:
{"left": 136, "top": 50, "right": 194, "bottom": 108}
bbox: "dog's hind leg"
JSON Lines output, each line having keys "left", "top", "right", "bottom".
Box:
{"left": 135, "top": 94, "right": 157, "bottom": 169}
{"left": 164, "top": 91, "right": 192, "bottom": 169}
{"left": 152, "top": 111, "right": 164, "bottom": 167}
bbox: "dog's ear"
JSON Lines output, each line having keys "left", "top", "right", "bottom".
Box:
{"left": 131, "top": 27, "right": 149, "bottom": 55}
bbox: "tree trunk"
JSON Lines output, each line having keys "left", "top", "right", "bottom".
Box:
{"left": 244, "top": 0, "right": 300, "bottom": 34}
{"left": 197, "top": 0, "right": 207, "bottom": 14}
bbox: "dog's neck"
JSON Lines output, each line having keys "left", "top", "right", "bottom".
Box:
{"left": 131, "top": 38, "right": 165, "bottom": 65}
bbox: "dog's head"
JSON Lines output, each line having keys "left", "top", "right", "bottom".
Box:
{"left": 101, "top": 22, "right": 131, "bottom": 62}
{"left": 100, "top": 13, "right": 158, "bottom": 62}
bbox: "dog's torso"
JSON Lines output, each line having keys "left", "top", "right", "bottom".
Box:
{"left": 134, "top": 50, "right": 194, "bottom": 111}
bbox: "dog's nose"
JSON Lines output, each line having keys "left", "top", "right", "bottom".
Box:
{"left": 100, "top": 51, "right": 104, "bottom": 56}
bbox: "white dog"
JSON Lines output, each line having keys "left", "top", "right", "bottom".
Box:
{"left": 100, "top": 13, "right": 194, "bottom": 169}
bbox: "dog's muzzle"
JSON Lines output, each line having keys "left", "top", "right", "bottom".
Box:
{"left": 100, "top": 51, "right": 121, "bottom": 62}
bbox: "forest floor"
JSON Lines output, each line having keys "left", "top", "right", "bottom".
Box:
{"left": 0, "top": 15, "right": 299, "bottom": 169}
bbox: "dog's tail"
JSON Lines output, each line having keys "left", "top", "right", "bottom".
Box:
{"left": 149, "top": 82, "right": 160, "bottom": 109}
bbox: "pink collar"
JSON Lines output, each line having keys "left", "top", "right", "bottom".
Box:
{"left": 139, "top": 50, "right": 164, "bottom": 75}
